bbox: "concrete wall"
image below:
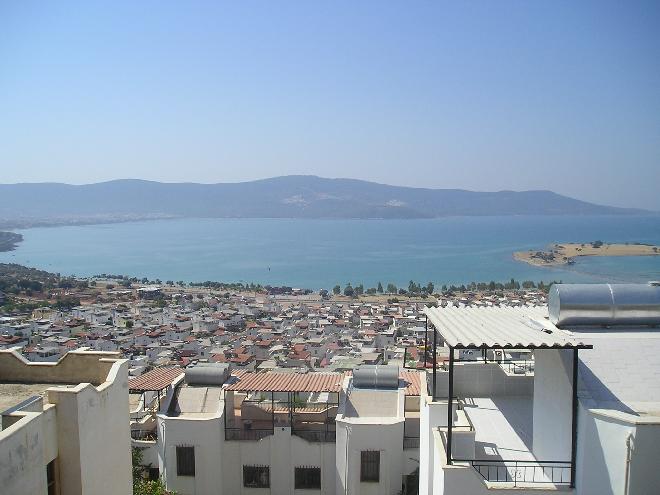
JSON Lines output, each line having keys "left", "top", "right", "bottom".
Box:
{"left": 335, "top": 419, "right": 406, "bottom": 495}
{"left": 224, "top": 427, "right": 336, "bottom": 495}
{"left": 47, "top": 358, "right": 132, "bottom": 495}
{"left": 0, "top": 347, "right": 118, "bottom": 385}
{"left": 576, "top": 406, "right": 660, "bottom": 495}
{"left": 431, "top": 429, "right": 568, "bottom": 495}
{"left": 158, "top": 413, "right": 224, "bottom": 495}
{"left": 0, "top": 406, "right": 57, "bottom": 495}
{"left": 433, "top": 362, "right": 533, "bottom": 399}
{"left": 418, "top": 392, "right": 459, "bottom": 495}
{"left": 532, "top": 349, "right": 573, "bottom": 462}
{"left": 160, "top": 412, "right": 337, "bottom": 495}
{"left": 0, "top": 349, "right": 131, "bottom": 495}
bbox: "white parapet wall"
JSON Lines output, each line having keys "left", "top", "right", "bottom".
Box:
{"left": 0, "top": 348, "right": 132, "bottom": 495}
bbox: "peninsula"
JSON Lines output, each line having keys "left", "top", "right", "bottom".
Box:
{"left": 0, "top": 231, "right": 23, "bottom": 253}
{"left": 514, "top": 241, "right": 660, "bottom": 267}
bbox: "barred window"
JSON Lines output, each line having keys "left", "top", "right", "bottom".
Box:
{"left": 295, "top": 466, "right": 321, "bottom": 489}
{"left": 46, "top": 460, "right": 56, "bottom": 495}
{"left": 176, "top": 446, "right": 195, "bottom": 477}
{"left": 243, "top": 465, "right": 270, "bottom": 488}
{"left": 360, "top": 450, "right": 380, "bottom": 482}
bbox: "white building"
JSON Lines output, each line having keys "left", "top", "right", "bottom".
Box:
{"left": 0, "top": 347, "right": 132, "bottom": 495}
{"left": 420, "top": 283, "right": 660, "bottom": 495}
{"left": 129, "top": 364, "right": 422, "bottom": 495}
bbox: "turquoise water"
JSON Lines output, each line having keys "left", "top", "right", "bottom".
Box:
{"left": 2, "top": 216, "right": 660, "bottom": 289}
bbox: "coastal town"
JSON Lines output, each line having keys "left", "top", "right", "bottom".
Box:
{"left": 0, "top": 265, "right": 549, "bottom": 373}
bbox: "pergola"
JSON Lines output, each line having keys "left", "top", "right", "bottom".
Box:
{"left": 423, "top": 306, "right": 593, "bottom": 488}
{"left": 128, "top": 367, "right": 184, "bottom": 410}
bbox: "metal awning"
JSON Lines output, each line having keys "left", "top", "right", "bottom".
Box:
{"left": 423, "top": 306, "right": 592, "bottom": 349}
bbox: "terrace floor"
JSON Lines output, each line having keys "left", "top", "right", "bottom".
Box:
{"left": 461, "top": 397, "right": 534, "bottom": 461}
{"left": 0, "top": 382, "right": 73, "bottom": 413}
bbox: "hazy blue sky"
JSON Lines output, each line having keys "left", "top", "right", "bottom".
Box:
{"left": 1, "top": 1, "right": 659, "bottom": 210}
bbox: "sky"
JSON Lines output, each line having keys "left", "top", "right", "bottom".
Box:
{"left": 1, "top": 1, "right": 659, "bottom": 210}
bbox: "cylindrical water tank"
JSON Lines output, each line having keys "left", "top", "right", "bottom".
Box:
{"left": 548, "top": 283, "right": 660, "bottom": 327}
{"left": 352, "top": 365, "right": 399, "bottom": 389}
{"left": 184, "top": 363, "right": 231, "bottom": 385}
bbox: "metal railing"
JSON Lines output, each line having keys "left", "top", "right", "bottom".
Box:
{"left": 225, "top": 427, "right": 274, "bottom": 441}
{"left": 500, "top": 359, "right": 534, "bottom": 375}
{"left": 403, "top": 436, "right": 420, "bottom": 449}
{"left": 292, "top": 429, "right": 336, "bottom": 443}
{"left": 130, "top": 429, "right": 157, "bottom": 441}
{"left": 454, "top": 459, "right": 571, "bottom": 486}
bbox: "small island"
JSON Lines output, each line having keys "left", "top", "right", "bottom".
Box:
{"left": 0, "top": 231, "right": 23, "bottom": 252}
{"left": 514, "top": 241, "right": 660, "bottom": 267}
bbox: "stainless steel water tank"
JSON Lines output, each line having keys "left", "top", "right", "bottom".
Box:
{"left": 184, "top": 363, "right": 231, "bottom": 385}
{"left": 352, "top": 365, "right": 399, "bottom": 389}
{"left": 548, "top": 283, "right": 660, "bottom": 327}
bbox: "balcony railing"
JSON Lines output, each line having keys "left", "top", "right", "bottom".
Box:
{"left": 131, "top": 429, "right": 157, "bottom": 441}
{"left": 292, "top": 429, "right": 336, "bottom": 443}
{"left": 454, "top": 459, "right": 571, "bottom": 487}
{"left": 225, "top": 427, "right": 274, "bottom": 441}
{"left": 403, "top": 436, "right": 420, "bottom": 449}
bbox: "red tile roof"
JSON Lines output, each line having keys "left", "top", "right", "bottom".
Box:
{"left": 400, "top": 370, "right": 421, "bottom": 395}
{"left": 128, "top": 367, "right": 184, "bottom": 392}
{"left": 225, "top": 371, "right": 346, "bottom": 393}
{"left": 224, "top": 369, "right": 423, "bottom": 395}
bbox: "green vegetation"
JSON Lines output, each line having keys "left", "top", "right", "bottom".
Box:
{"left": 0, "top": 263, "right": 87, "bottom": 313}
{"left": 132, "top": 447, "right": 175, "bottom": 495}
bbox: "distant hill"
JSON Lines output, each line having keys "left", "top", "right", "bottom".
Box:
{"left": 0, "top": 176, "right": 649, "bottom": 228}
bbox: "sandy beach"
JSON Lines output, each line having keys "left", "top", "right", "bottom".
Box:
{"left": 514, "top": 242, "right": 660, "bottom": 267}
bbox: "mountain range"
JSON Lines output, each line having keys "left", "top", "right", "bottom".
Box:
{"left": 0, "top": 176, "right": 649, "bottom": 228}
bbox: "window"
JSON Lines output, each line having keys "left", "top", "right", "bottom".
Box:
{"left": 243, "top": 465, "right": 270, "bottom": 488}
{"left": 360, "top": 450, "right": 380, "bottom": 482}
{"left": 176, "top": 446, "right": 195, "bottom": 476}
{"left": 46, "top": 460, "right": 57, "bottom": 495}
{"left": 295, "top": 466, "right": 321, "bottom": 489}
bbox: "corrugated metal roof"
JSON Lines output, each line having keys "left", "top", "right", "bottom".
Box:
{"left": 129, "top": 367, "right": 184, "bottom": 392}
{"left": 423, "top": 306, "right": 592, "bottom": 349}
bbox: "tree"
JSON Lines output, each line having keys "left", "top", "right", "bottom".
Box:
{"left": 377, "top": 282, "right": 383, "bottom": 293}
{"left": 343, "top": 284, "right": 354, "bottom": 297}
{"left": 133, "top": 447, "right": 175, "bottom": 495}
{"left": 426, "top": 282, "right": 434, "bottom": 294}
{"left": 319, "top": 289, "right": 329, "bottom": 298}
{"left": 386, "top": 283, "right": 397, "bottom": 294}
{"left": 355, "top": 284, "right": 364, "bottom": 296}
{"left": 332, "top": 285, "right": 341, "bottom": 295}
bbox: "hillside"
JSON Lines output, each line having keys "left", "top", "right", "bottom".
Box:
{"left": 0, "top": 176, "right": 648, "bottom": 228}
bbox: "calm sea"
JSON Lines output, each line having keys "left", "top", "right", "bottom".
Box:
{"left": 2, "top": 216, "right": 660, "bottom": 290}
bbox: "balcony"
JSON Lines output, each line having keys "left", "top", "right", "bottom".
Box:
{"left": 442, "top": 397, "right": 572, "bottom": 488}
{"left": 131, "top": 428, "right": 158, "bottom": 442}
{"left": 224, "top": 391, "right": 338, "bottom": 442}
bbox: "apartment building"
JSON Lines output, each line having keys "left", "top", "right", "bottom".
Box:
{"left": 129, "top": 364, "right": 421, "bottom": 494}
{"left": 0, "top": 347, "right": 132, "bottom": 495}
{"left": 420, "top": 283, "right": 660, "bottom": 495}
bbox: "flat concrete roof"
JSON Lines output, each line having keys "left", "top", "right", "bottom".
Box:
{"left": 0, "top": 383, "right": 73, "bottom": 414}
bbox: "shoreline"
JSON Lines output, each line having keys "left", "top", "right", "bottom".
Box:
{"left": 514, "top": 242, "right": 660, "bottom": 267}
{"left": 0, "top": 232, "right": 23, "bottom": 253}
